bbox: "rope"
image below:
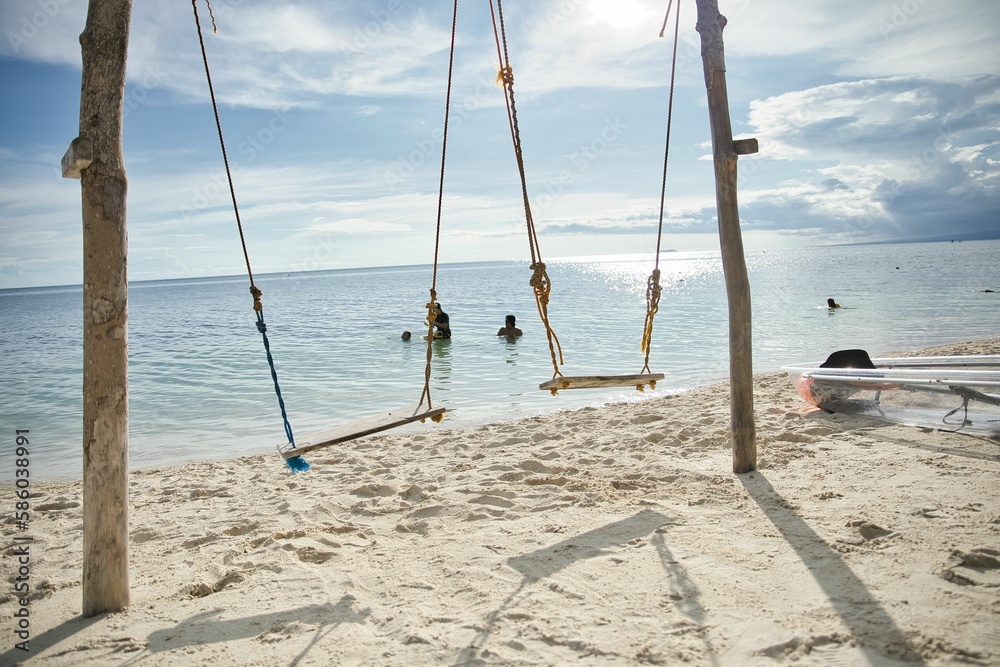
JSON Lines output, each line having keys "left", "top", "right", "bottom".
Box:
{"left": 417, "top": 0, "right": 459, "bottom": 419}
{"left": 192, "top": 0, "right": 307, "bottom": 471}
{"left": 192, "top": 0, "right": 253, "bottom": 287}
{"left": 640, "top": 0, "right": 681, "bottom": 374}
{"left": 489, "top": 0, "right": 564, "bottom": 380}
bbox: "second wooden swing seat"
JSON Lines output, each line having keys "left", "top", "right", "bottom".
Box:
{"left": 539, "top": 373, "right": 665, "bottom": 393}
{"left": 489, "top": 0, "right": 680, "bottom": 397}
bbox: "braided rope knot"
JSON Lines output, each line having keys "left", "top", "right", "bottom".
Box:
{"left": 646, "top": 268, "right": 662, "bottom": 311}
{"left": 495, "top": 65, "right": 514, "bottom": 88}
{"left": 249, "top": 285, "right": 263, "bottom": 312}
{"left": 641, "top": 269, "right": 662, "bottom": 354}
{"left": 529, "top": 262, "right": 551, "bottom": 306}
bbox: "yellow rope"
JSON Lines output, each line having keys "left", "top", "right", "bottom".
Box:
{"left": 529, "top": 262, "right": 564, "bottom": 379}
{"left": 638, "top": 0, "right": 681, "bottom": 378}
{"left": 490, "top": 0, "right": 564, "bottom": 380}
{"left": 417, "top": 0, "right": 459, "bottom": 419}
{"left": 640, "top": 268, "right": 662, "bottom": 374}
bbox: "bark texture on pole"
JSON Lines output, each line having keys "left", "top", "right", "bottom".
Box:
{"left": 695, "top": 0, "right": 757, "bottom": 473}
{"left": 76, "top": 0, "right": 133, "bottom": 616}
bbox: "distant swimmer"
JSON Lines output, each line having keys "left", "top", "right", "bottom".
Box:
{"left": 401, "top": 331, "right": 411, "bottom": 341}
{"left": 496, "top": 314, "right": 523, "bottom": 338}
{"left": 827, "top": 298, "right": 842, "bottom": 309}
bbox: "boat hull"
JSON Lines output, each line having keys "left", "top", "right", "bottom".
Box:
{"left": 783, "top": 355, "right": 1000, "bottom": 437}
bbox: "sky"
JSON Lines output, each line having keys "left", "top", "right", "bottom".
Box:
{"left": 1, "top": 0, "right": 998, "bottom": 288}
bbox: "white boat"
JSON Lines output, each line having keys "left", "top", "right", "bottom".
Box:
{"left": 782, "top": 350, "right": 1000, "bottom": 437}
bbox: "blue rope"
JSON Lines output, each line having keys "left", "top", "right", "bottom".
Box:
{"left": 192, "top": 0, "right": 309, "bottom": 474}
{"left": 256, "top": 309, "right": 310, "bottom": 472}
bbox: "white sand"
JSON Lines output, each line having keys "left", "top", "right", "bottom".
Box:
{"left": 2, "top": 338, "right": 999, "bottom": 666}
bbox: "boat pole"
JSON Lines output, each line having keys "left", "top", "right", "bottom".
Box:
{"left": 62, "top": 0, "right": 134, "bottom": 615}
{"left": 695, "top": 0, "right": 758, "bottom": 473}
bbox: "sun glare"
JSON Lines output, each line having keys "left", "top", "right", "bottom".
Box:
{"left": 586, "top": 0, "right": 651, "bottom": 29}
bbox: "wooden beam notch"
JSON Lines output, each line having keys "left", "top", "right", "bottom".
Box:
{"left": 733, "top": 138, "right": 758, "bottom": 155}
{"left": 61, "top": 136, "right": 94, "bottom": 179}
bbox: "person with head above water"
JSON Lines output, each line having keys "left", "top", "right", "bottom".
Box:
{"left": 431, "top": 304, "right": 451, "bottom": 338}
{"left": 827, "top": 298, "right": 841, "bottom": 309}
{"left": 496, "top": 314, "right": 523, "bottom": 337}
{"left": 401, "top": 331, "right": 411, "bottom": 341}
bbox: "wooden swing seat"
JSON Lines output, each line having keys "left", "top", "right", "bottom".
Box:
{"left": 539, "top": 373, "right": 665, "bottom": 393}
{"left": 277, "top": 403, "right": 446, "bottom": 459}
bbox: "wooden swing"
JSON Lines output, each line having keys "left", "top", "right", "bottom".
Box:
{"left": 276, "top": 404, "right": 446, "bottom": 460}
{"left": 489, "top": 0, "right": 681, "bottom": 395}
{"left": 192, "top": 0, "right": 449, "bottom": 470}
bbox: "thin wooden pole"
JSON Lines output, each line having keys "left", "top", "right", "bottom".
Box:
{"left": 695, "top": 0, "right": 757, "bottom": 473}
{"left": 63, "top": 0, "right": 134, "bottom": 616}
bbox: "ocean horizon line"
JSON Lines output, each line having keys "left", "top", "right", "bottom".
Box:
{"left": 0, "top": 249, "right": 702, "bottom": 294}
{"left": 7, "top": 236, "right": 1000, "bottom": 293}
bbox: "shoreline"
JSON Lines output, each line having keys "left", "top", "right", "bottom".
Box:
{"left": 2, "top": 337, "right": 998, "bottom": 665}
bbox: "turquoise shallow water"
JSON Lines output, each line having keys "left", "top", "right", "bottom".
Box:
{"left": 2, "top": 240, "right": 998, "bottom": 480}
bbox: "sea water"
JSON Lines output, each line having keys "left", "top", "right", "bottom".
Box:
{"left": 2, "top": 240, "right": 998, "bottom": 480}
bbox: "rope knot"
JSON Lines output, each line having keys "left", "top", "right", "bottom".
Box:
{"left": 495, "top": 65, "right": 514, "bottom": 88}
{"left": 646, "top": 268, "right": 662, "bottom": 307}
{"left": 249, "top": 285, "right": 263, "bottom": 312}
{"left": 529, "top": 263, "right": 551, "bottom": 306}
{"left": 641, "top": 269, "right": 663, "bottom": 355}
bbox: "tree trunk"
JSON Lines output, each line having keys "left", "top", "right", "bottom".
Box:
{"left": 74, "top": 0, "right": 133, "bottom": 616}
{"left": 695, "top": 0, "right": 757, "bottom": 473}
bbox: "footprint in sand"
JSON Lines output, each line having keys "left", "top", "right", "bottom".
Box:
{"left": 837, "top": 520, "right": 897, "bottom": 546}
{"left": 182, "top": 534, "right": 219, "bottom": 549}
{"left": 130, "top": 529, "right": 160, "bottom": 544}
{"left": 399, "top": 484, "right": 428, "bottom": 502}
{"left": 939, "top": 547, "right": 1000, "bottom": 586}
{"left": 406, "top": 505, "right": 445, "bottom": 519}
{"left": 288, "top": 545, "right": 335, "bottom": 564}
{"left": 224, "top": 521, "right": 261, "bottom": 536}
{"left": 34, "top": 499, "right": 81, "bottom": 512}
{"left": 631, "top": 414, "right": 665, "bottom": 425}
{"left": 187, "top": 571, "right": 245, "bottom": 598}
{"left": 351, "top": 483, "right": 396, "bottom": 498}
{"left": 188, "top": 487, "right": 232, "bottom": 500}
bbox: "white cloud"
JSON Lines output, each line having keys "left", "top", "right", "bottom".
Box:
{"left": 738, "top": 73, "right": 1000, "bottom": 241}
{"left": 723, "top": 0, "right": 1000, "bottom": 80}
{"left": 2, "top": 0, "right": 999, "bottom": 288}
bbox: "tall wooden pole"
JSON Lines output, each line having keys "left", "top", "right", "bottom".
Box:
{"left": 695, "top": 0, "right": 757, "bottom": 473}
{"left": 62, "top": 0, "right": 134, "bottom": 616}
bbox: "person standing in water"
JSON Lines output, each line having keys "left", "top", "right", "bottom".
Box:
{"left": 496, "top": 314, "right": 523, "bottom": 337}
{"left": 431, "top": 304, "right": 451, "bottom": 338}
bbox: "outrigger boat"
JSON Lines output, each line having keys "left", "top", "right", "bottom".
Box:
{"left": 783, "top": 349, "right": 1000, "bottom": 437}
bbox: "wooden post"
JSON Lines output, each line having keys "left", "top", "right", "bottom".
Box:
{"left": 63, "top": 0, "right": 134, "bottom": 616}
{"left": 695, "top": 0, "right": 757, "bottom": 473}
